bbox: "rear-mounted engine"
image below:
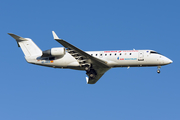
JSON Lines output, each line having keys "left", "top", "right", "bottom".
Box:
{"left": 42, "top": 47, "right": 66, "bottom": 58}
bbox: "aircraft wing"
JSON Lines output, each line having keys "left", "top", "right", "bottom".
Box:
{"left": 52, "top": 31, "right": 110, "bottom": 84}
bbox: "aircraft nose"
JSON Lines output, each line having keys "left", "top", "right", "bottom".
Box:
{"left": 169, "top": 59, "right": 173, "bottom": 64}
{"left": 164, "top": 57, "right": 173, "bottom": 64}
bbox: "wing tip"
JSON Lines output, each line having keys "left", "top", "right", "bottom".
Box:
{"left": 52, "top": 31, "right": 60, "bottom": 39}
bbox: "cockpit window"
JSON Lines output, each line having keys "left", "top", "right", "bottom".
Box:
{"left": 150, "top": 51, "right": 161, "bottom": 54}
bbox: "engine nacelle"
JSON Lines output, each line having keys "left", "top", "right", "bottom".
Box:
{"left": 42, "top": 47, "right": 66, "bottom": 58}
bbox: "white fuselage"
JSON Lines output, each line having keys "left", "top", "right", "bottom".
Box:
{"left": 26, "top": 49, "right": 172, "bottom": 70}
{"left": 8, "top": 32, "right": 173, "bottom": 84}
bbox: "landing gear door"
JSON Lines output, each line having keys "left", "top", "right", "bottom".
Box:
{"left": 138, "top": 51, "right": 144, "bottom": 61}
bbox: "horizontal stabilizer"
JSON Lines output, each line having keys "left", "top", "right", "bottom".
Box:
{"left": 8, "top": 33, "right": 42, "bottom": 57}
{"left": 8, "top": 33, "right": 28, "bottom": 41}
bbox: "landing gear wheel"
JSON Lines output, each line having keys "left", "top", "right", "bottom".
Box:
{"left": 90, "top": 73, "right": 95, "bottom": 78}
{"left": 157, "top": 66, "right": 161, "bottom": 74}
{"left": 84, "top": 64, "right": 91, "bottom": 72}
{"left": 85, "top": 66, "right": 90, "bottom": 71}
{"left": 157, "top": 70, "right": 160, "bottom": 74}
{"left": 86, "top": 69, "right": 97, "bottom": 79}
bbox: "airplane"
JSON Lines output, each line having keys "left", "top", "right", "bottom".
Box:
{"left": 8, "top": 31, "right": 173, "bottom": 84}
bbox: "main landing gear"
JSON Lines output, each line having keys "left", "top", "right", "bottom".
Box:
{"left": 86, "top": 69, "right": 97, "bottom": 79}
{"left": 84, "top": 65, "right": 97, "bottom": 79}
{"left": 157, "top": 66, "right": 161, "bottom": 74}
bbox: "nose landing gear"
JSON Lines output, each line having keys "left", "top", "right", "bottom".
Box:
{"left": 157, "top": 66, "right": 161, "bottom": 74}
{"left": 157, "top": 70, "right": 160, "bottom": 73}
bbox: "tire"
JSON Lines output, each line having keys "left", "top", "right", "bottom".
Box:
{"left": 157, "top": 70, "right": 160, "bottom": 73}
{"left": 85, "top": 67, "right": 90, "bottom": 71}
{"left": 90, "top": 73, "right": 94, "bottom": 78}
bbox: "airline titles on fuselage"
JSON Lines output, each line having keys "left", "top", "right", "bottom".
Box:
{"left": 104, "top": 50, "right": 138, "bottom": 53}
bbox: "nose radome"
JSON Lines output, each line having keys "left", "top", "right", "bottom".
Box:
{"left": 165, "top": 57, "right": 173, "bottom": 64}
{"left": 169, "top": 59, "right": 173, "bottom": 63}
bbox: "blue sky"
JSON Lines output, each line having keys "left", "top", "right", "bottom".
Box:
{"left": 1, "top": 0, "right": 179, "bottom": 120}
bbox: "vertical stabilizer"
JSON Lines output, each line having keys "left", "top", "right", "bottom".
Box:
{"left": 8, "top": 33, "right": 42, "bottom": 57}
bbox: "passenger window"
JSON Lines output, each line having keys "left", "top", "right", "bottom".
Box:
{"left": 100, "top": 54, "right": 102, "bottom": 56}
{"left": 115, "top": 53, "right": 116, "bottom": 56}
{"left": 120, "top": 53, "right": 121, "bottom": 55}
{"left": 96, "top": 54, "right": 98, "bottom": 56}
{"left": 105, "top": 54, "right": 107, "bottom": 56}
{"left": 130, "top": 53, "right": 132, "bottom": 55}
{"left": 110, "top": 54, "right": 111, "bottom": 56}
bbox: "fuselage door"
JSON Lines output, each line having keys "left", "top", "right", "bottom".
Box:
{"left": 138, "top": 51, "right": 144, "bottom": 61}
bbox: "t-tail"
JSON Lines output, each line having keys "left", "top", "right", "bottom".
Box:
{"left": 8, "top": 33, "right": 42, "bottom": 63}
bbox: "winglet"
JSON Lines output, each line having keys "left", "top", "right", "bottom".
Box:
{"left": 52, "top": 31, "right": 60, "bottom": 39}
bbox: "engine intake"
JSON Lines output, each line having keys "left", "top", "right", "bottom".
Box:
{"left": 42, "top": 47, "right": 66, "bottom": 58}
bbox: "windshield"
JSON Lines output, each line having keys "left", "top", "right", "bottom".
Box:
{"left": 150, "top": 51, "right": 161, "bottom": 55}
